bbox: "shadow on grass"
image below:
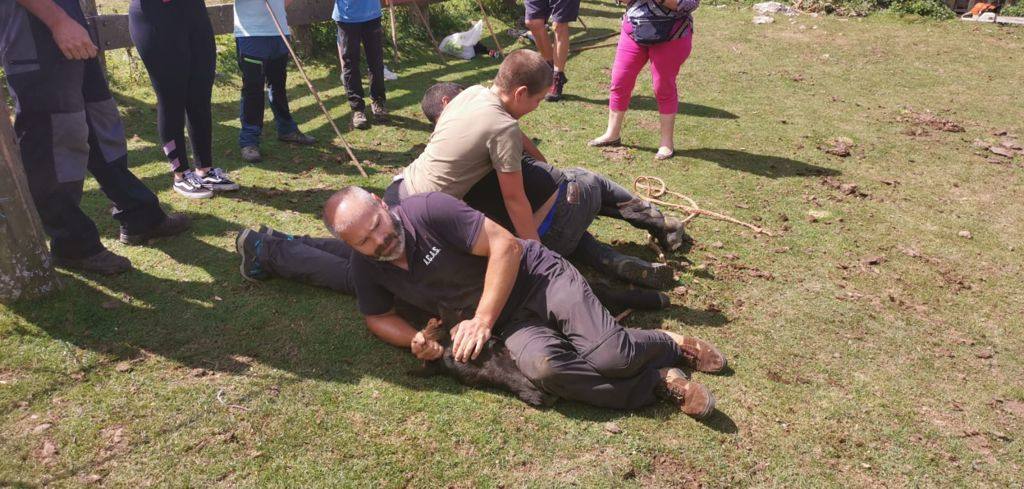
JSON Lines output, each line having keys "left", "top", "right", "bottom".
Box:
{"left": 562, "top": 93, "right": 740, "bottom": 120}
{"left": 682, "top": 148, "right": 839, "bottom": 179}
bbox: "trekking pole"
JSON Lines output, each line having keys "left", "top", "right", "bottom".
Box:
{"left": 385, "top": 0, "right": 402, "bottom": 62}
{"left": 263, "top": 0, "right": 367, "bottom": 178}
{"left": 472, "top": 0, "right": 505, "bottom": 57}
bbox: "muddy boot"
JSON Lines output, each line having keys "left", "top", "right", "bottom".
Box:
{"left": 616, "top": 198, "right": 692, "bottom": 253}
{"left": 574, "top": 234, "right": 676, "bottom": 289}
{"left": 656, "top": 368, "right": 715, "bottom": 419}
{"left": 591, "top": 283, "right": 671, "bottom": 315}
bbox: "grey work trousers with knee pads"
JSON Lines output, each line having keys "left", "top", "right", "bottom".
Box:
{"left": 498, "top": 254, "right": 682, "bottom": 410}
{"left": 256, "top": 234, "right": 357, "bottom": 295}
{"left": 2, "top": 3, "right": 165, "bottom": 259}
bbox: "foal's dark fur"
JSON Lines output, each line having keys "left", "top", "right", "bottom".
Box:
{"left": 409, "top": 309, "right": 557, "bottom": 407}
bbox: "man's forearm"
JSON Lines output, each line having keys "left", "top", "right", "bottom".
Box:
{"left": 365, "top": 312, "right": 419, "bottom": 348}
{"left": 16, "top": 0, "right": 72, "bottom": 29}
{"left": 474, "top": 236, "right": 522, "bottom": 328}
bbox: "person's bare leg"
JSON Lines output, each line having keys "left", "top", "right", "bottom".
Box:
{"left": 656, "top": 113, "right": 675, "bottom": 159}
{"left": 552, "top": 21, "right": 570, "bottom": 72}
{"left": 526, "top": 19, "right": 553, "bottom": 62}
{"left": 590, "top": 109, "right": 625, "bottom": 145}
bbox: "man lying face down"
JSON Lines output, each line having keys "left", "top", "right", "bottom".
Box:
{"left": 320, "top": 186, "right": 727, "bottom": 418}
{"left": 422, "top": 81, "right": 691, "bottom": 291}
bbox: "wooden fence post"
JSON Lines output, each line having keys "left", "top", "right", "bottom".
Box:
{"left": 0, "top": 89, "right": 61, "bottom": 302}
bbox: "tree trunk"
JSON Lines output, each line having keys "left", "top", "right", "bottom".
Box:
{"left": 0, "top": 87, "right": 61, "bottom": 302}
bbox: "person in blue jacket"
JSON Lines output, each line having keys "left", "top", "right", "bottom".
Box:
{"left": 333, "top": 0, "right": 388, "bottom": 130}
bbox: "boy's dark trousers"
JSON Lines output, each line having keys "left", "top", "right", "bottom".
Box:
{"left": 336, "top": 17, "right": 386, "bottom": 111}
{"left": 236, "top": 44, "right": 298, "bottom": 147}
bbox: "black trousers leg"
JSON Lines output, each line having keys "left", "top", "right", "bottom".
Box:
{"left": 183, "top": 2, "right": 216, "bottom": 169}
{"left": 237, "top": 48, "right": 268, "bottom": 146}
{"left": 257, "top": 235, "right": 356, "bottom": 295}
{"left": 362, "top": 17, "right": 386, "bottom": 104}
{"left": 129, "top": 0, "right": 193, "bottom": 173}
{"left": 263, "top": 54, "right": 297, "bottom": 135}
{"left": 336, "top": 21, "right": 366, "bottom": 111}
{"left": 576, "top": 170, "right": 672, "bottom": 234}
{"left": 80, "top": 57, "right": 166, "bottom": 235}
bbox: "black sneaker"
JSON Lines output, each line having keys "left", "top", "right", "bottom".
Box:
{"left": 54, "top": 249, "right": 132, "bottom": 275}
{"left": 545, "top": 71, "right": 567, "bottom": 102}
{"left": 236, "top": 228, "right": 268, "bottom": 281}
{"left": 609, "top": 256, "right": 676, "bottom": 290}
{"left": 173, "top": 171, "right": 214, "bottom": 199}
{"left": 257, "top": 225, "right": 293, "bottom": 240}
{"left": 120, "top": 213, "right": 191, "bottom": 245}
{"left": 196, "top": 168, "right": 240, "bottom": 192}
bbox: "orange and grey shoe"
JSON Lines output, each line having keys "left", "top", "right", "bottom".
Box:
{"left": 656, "top": 368, "right": 716, "bottom": 419}
{"left": 661, "top": 330, "right": 728, "bottom": 373}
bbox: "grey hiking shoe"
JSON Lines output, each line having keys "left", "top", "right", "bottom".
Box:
{"left": 54, "top": 249, "right": 132, "bottom": 275}
{"left": 236, "top": 228, "right": 269, "bottom": 281}
{"left": 352, "top": 110, "right": 370, "bottom": 130}
{"left": 240, "top": 145, "right": 262, "bottom": 163}
{"left": 371, "top": 101, "right": 388, "bottom": 121}
{"left": 278, "top": 131, "right": 316, "bottom": 145}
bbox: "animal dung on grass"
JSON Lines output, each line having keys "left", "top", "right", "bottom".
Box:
{"left": 821, "top": 137, "right": 854, "bottom": 157}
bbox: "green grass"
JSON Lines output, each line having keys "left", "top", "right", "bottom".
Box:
{"left": 3, "top": 2, "right": 1024, "bottom": 486}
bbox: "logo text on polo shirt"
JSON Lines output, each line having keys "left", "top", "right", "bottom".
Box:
{"left": 423, "top": 246, "right": 441, "bottom": 266}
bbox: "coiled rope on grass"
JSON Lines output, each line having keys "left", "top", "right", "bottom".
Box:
{"left": 633, "top": 175, "right": 774, "bottom": 237}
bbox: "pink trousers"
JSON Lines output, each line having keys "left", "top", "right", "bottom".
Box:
{"left": 609, "top": 19, "right": 693, "bottom": 115}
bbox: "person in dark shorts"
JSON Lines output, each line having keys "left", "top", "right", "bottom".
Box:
{"left": 1, "top": 0, "right": 190, "bottom": 275}
{"left": 524, "top": 0, "right": 580, "bottom": 101}
{"left": 129, "top": 0, "right": 239, "bottom": 198}
{"left": 233, "top": 0, "right": 317, "bottom": 163}
{"left": 333, "top": 0, "right": 387, "bottom": 129}
{"left": 320, "top": 186, "right": 727, "bottom": 417}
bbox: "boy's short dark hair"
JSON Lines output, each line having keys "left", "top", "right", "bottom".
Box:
{"left": 421, "top": 82, "right": 467, "bottom": 126}
{"left": 493, "top": 49, "right": 553, "bottom": 97}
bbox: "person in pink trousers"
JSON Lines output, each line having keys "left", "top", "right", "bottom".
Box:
{"left": 588, "top": 0, "right": 699, "bottom": 160}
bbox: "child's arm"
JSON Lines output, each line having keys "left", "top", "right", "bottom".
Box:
{"left": 497, "top": 170, "right": 541, "bottom": 242}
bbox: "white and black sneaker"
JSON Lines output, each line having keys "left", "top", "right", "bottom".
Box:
{"left": 196, "top": 167, "right": 240, "bottom": 192}
{"left": 173, "top": 170, "right": 214, "bottom": 199}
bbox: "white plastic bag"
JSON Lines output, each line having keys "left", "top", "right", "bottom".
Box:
{"left": 439, "top": 20, "right": 485, "bottom": 60}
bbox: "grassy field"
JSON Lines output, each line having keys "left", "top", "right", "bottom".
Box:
{"left": 3, "top": 2, "right": 1023, "bottom": 486}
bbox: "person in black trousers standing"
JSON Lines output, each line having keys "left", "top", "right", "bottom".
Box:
{"left": 129, "top": 0, "right": 240, "bottom": 199}
{"left": 1, "top": 0, "right": 190, "bottom": 275}
{"left": 333, "top": 0, "right": 388, "bottom": 130}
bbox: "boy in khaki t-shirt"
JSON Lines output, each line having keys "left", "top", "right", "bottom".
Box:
{"left": 398, "top": 50, "right": 552, "bottom": 242}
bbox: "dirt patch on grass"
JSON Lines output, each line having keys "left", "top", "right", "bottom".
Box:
{"left": 896, "top": 107, "right": 965, "bottom": 134}
{"left": 638, "top": 454, "right": 706, "bottom": 488}
{"left": 599, "top": 146, "right": 635, "bottom": 162}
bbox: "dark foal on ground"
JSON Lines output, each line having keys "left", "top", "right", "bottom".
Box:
{"left": 409, "top": 309, "right": 557, "bottom": 408}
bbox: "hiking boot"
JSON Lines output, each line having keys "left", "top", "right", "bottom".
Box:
{"left": 54, "top": 249, "right": 132, "bottom": 275}
{"left": 656, "top": 368, "right": 716, "bottom": 419}
{"left": 119, "top": 213, "right": 191, "bottom": 246}
{"left": 195, "top": 167, "right": 240, "bottom": 192}
{"left": 661, "top": 331, "right": 727, "bottom": 373}
{"left": 240, "top": 145, "right": 262, "bottom": 163}
{"left": 278, "top": 131, "right": 316, "bottom": 145}
{"left": 173, "top": 170, "right": 214, "bottom": 199}
{"left": 352, "top": 110, "right": 370, "bottom": 130}
{"left": 235, "top": 228, "right": 268, "bottom": 281}
{"left": 606, "top": 255, "right": 676, "bottom": 289}
{"left": 545, "top": 71, "right": 567, "bottom": 102}
{"left": 370, "top": 101, "right": 388, "bottom": 121}
{"left": 650, "top": 216, "right": 692, "bottom": 253}
{"left": 257, "top": 224, "right": 293, "bottom": 240}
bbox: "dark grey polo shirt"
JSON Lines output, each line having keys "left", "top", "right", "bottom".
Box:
{"left": 351, "top": 192, "right": 554, "bottom": 325}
